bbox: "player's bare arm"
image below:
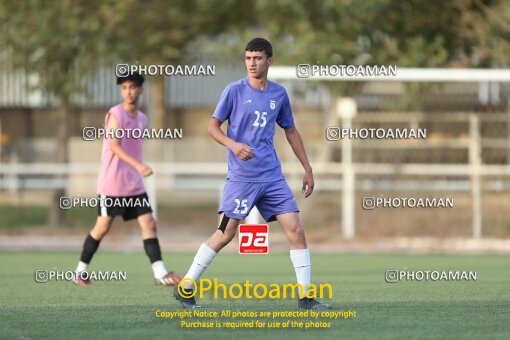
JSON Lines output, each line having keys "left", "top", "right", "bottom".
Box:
{"left": 106, "top": 114, "right": 153, "bottom": 177}
{"left": 285, "top": 126, "right": 314, "bottom": 198}
{"left": 208, "top": 117, "right": 255, "bottom": 161}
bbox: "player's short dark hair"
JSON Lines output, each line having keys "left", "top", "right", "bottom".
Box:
{"left": 245, "top": 38, "right": 273, "bottom": 58}
{"left": 116, "top": 71, "right": 145, "bottom": 87}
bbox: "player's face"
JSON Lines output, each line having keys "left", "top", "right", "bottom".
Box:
{"left": 245, "top": 51, "right": 272, "bottom": 79}
{"left": 119, "top": 81, "right": 143, "bottom": 105}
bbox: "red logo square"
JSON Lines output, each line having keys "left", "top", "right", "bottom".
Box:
{"left": 239, "top": 224, "right": 269, "bottom": 254}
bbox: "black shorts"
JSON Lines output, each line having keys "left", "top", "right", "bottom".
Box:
{"left": 97, "top": 193, "right": 153, "bottom": 221}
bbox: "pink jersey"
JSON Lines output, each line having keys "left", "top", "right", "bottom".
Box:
{"left": 96, "top": 104, "right": 148, "bottom": 196}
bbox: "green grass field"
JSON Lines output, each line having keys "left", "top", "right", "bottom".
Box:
{"left": 1, "top": 251, "right": 509, "bottom": 339}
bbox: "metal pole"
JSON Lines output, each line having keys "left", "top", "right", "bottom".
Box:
{"left": 337, "top": 98, "right": 357, "bottom": 240}
{"left": 507, "top": 98, "right": 510, "bottom": 164}
{"left": 469, "top": 114, "right": 482, "bottom": 238}
{"left": 342, "top": 116, "right": 355, "bottom": 239}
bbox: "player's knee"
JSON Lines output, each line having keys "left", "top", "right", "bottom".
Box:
{"left": 143, "top": 218, "right": 157, "bottom": 233}
{"left": 288, "top": 223, "right": 306, "bottom": 241}
{"left": 295, "top": 230, "right": 306, "bottom": 243}
{"left": 225, "top": 230, "right": 236, "bottom": 243}
{"left": 218, "top": 231, "right": 235, "bottom": 248}
{"left": 92, "top": 222, "right": 111, "bottom": 238}
{"left": 287, "top": 228, "right": 306, "bottom": 249}
{"left": 287, "top": 221, "right": 304, "bottom": 235}
{"left": 208, "top": 230, "right": 234, "bottom": 250}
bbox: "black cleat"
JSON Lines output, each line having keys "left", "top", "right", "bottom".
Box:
{"left": 298, "top": 297, "right": 331, "bottom": 310}
{"left": 173, "top": 285, "right": 201, "bottom": 309}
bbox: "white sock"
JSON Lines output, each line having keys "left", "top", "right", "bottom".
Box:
{"left": 183, "top": 243, "right": 217, "bottom": 289}
{"left": 290, "top": 248, "right": 311, "bottom": 299}
{"left": 151, "top": 260, "right": 168, "bottom": 280}
{"left": 76, "top": 261, "right": 88, "bottom": 273}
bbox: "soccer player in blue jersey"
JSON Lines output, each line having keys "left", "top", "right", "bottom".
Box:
{"left": 173, "top": 38, "right": 330, "bottom": 310}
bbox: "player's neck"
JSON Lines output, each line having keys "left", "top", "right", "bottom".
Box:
{"left": 248, "top": 76, "right": 268, "bottom": 91}
{"left": 121, "top": 102, "right": 138, "bottom": 116}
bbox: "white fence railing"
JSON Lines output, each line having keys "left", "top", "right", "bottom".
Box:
{"left": 2, "top": 160, "right": 510, "bottom": 239}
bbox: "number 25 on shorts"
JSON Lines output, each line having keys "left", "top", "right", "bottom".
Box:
{"left": 233, "top": 198, "right": 248, "bottom": 214}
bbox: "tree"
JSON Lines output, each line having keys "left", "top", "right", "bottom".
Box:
{"left": 0, "top": 0, "right": 129, "bottom": 225}
{"left": 250, "top": 0, "right": 510, "bottom": 108}
{"left": 113, "top": 0, "right": 254, "bottom": 128}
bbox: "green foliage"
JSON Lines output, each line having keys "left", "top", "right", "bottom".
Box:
{"left": 1, "top": 1, "right": 509, "bottom": 110}
{"left": 113, "top": 0, "right": 253, "bottom": 64}
{"left": 0, "top": 0, "right": 124, "bottom": 97}
{"left": 0, "top": 205, "right": 47, "bottom": 229}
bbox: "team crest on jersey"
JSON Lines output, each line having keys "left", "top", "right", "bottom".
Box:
{"left": 270, "top": 99, "right": 276, "bottom": 110}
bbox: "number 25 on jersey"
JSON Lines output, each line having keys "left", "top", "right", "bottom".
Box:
{"left": 252, "top": 111, "right": 267, "bottom": 128}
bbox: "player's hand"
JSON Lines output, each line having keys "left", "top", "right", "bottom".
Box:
{"left": 302, "top": 170, "right": 314, "bottom": 198}
{"left": 229, "top": 142, "right": 255, "bottom": 161}
{"left": 136, "top": 163, "right": 153, "bottom": 177}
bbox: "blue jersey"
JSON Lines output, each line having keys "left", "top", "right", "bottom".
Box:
{"left": 212, "top": 77, "right": 295, "bottom": 182}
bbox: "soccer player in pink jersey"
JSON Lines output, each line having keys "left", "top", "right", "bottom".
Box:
{"left": 73, "top": 71, "right": 182, "bottom": 287}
